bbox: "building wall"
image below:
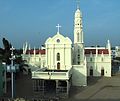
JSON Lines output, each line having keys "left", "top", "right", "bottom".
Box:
{"left": 22, "top": 54, "right": 46, "bottom": 68}
{"left": 46, "top": 44, "right": 72, "bottom": 70}
{"left": 72, "top": 64, "right": 87, "bottom": 86}
{"left": 45, "top": 33, "right": 72, "bottom": 70}
{"left": 86, "top": 54, "right": 111, "bottom": 77}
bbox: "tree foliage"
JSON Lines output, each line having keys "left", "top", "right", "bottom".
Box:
{"left": 0, "top": 38, "right": 27, "bottom": 72}
{"left": 0, "top": 38, "right": 23, "bottom": 64}
{"left": 0, "top": 38, "right": 12, "bottom": 64}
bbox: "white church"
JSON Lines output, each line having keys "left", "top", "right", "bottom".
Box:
{"left": 22, "top": 4, "right": 111, "bottom": 97}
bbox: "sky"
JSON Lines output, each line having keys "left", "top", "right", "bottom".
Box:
{"left": 0, "top": 0, "right": 120, "bottom": 48}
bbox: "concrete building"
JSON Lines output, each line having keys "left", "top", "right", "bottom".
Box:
{"left": 85, "top": 44, "right": 111, "bottom": 77}
{"left": 115, "top": 46, "right": 120, "bottom": 58}
{"left": 22, "top": 3, "right": 111, "bottom": 97}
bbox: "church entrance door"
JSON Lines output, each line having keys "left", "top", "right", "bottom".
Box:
{"left": 90, "top": 69, "right": 93, "bottom": 76}
{"left": 101, "top": 69, "right": 104, "bottom": 76}
{"left": 57, "top": 62, "right": 60, "bottom": 70}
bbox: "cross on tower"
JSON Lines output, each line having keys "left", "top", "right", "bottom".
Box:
{"left": 56, "top": 24, "right": 61, "bottom": 33}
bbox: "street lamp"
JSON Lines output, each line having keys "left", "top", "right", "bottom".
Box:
{"left": 9, "top": 46, "right": 16, "bottom": 98}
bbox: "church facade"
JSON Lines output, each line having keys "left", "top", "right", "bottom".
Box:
{"left": 22, "top": 6, "right": 111, "bottom": 97}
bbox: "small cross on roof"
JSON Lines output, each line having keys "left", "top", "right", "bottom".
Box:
{"left": 56, "top": 24, "right": 61, "bottom": 33}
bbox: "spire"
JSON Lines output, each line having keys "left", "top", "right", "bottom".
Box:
{"left": 23, "top": 42, "right": 28, "bottom": 54}
{"left": 106, "top": 40, "right": 111, "bottom": 56}
{"left": 74, "top": 0, "right": 83, "bottom": 44}
{"left": 34, "top": 46, "right": 36, "bottom": 57}
{"left": 76, "top": 0, "right": 80, "bottom": 9}
{"left": 29, "top": 44, "right": 31, "bottom": 50}
{"left": 96, "top": 45, "right": 98, "bottom": 57}
{"left": 29, "top": 44, "right": 31, "bottom": 56}
{"left": 106, "top": 40, "right": 111, "bottom": 49}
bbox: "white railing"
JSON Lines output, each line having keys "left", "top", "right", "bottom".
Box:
{"left": 32, "top": 71, "right": 70, "bottom": 80}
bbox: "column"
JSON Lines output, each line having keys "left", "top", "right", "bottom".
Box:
{"left": 64, "top": 44, "right": 66, "bottom": 69}
{"left": 66, "top": 80, "right": 69, "bottom": 97}
{"left": 56, "top": 80, "right": 58, "bottom": 94}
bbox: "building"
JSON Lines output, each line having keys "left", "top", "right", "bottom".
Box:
{"left": 0, "top": 62, "right": 6, "bottom": 96}
{"left": 111, "top": 47, "right": 116, "bottom": 59}
{"left": 22, "top": 4, "right": 111, "bottom": 97}
{"left": 114, "top": 46, "right": 120, "bottom": 58}
{"left": 22, "top": 46, "right": 45, "bottom": 68}
{"left": 85, "top": 43, "right": 111, "bottom": 77}
{"left": 111, "top": 46, "right": 120, "bottom": 59}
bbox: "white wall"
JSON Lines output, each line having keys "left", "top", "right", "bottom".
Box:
{"left": 86, "top": 54, "right": 111, "bottom": 77}
{"left": 72, "top": 64, "right": 87, "bottom": 86}
{"left": 45, "top": 33, "right": 72, "bottom": 70}
{"left": 22, "top": 54, "right": 46, "bottom": 68}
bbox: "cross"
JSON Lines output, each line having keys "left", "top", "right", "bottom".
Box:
{"left": 56, "top": 24, "right": 61, "bottom": 33}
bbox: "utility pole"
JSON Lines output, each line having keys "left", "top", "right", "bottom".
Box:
{"left": 10, "top": 46, "right": 15, "bottom": 98}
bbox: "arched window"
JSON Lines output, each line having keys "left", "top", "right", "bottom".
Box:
{"left": 78, "top": 49, "right": 80, "bottom": 64}
{"left": 90, "top": 66, "right": 93, "bottom": 76}
{"left": 77, "top": 33, "right": 79, "bottom": 42}
{"left": 57, "top": 62, "right": 60, "bottom": 70}
{"left": 101, "top": 68, "right": 104, "bottom": 76}
{"left": 57, "top": 53, "right": 60, "bottom": 61}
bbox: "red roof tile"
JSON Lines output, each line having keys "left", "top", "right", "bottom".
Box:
{"left": 85, "top": 49, "right": 109, "bottom": 54}
{"left": 85, "top": 49, "right": 96, "bottom": 54}
{"left": 26, "top": 49, "right": 45, "bottom": 55}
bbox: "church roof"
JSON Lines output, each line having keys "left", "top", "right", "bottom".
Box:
{"left": 45, "top": 32, "right": 72, "bottom": 44}
{"left": 26, "top": 49, "right": 45, "bottom": 55}
{"left": 76, "top": 8, "right": 81, "bottom": 13}
{"left": 85, "top": 49, "right": 109, "bottom": 54}
{"left": 75, "top": 8, "right": 82, "bottom": 17}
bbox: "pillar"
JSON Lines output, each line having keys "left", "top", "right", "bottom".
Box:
{"left": 56, "top": 80, "right": 58, "bottom": 94}
{"left": 66, "top": 80, "right": 69, "bottom": 97}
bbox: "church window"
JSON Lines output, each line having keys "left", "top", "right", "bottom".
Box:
{"left": 57, "top": 53, "right": 60, "bottom": 61}
{"left": 78, "top": 61, "right": 80, "bottom": 65}
{"left": 101, "top": 68, "right": 104, "bottom": 76}
{"left": 78, "top": 54, "right": 80, "bottom": 60}
{"left": 78, "top": 49, "right": 80, "bottom": 54}
{"left": 57, "top": 62, "right": 60, "bottom": 70}
{"left": 77, "top": 33, "right": 79, "bottom": 42}
{"left": 90, "top": 58, "right": 92, "bottom": 62}
{"left": 57, "top": 39, "right": 60, "bottom": 43}
{"left": 90, "top": 67, "right": 93, "bottom": 76}
{"left": 101, "top": 57, "right": 103, "bottom": 62}
{"left": 39, "top": 58, "right": 41, "bottom": 62}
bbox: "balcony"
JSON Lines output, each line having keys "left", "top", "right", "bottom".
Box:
{"left": 32, "top": 69, "right": 71, "bottom": 80}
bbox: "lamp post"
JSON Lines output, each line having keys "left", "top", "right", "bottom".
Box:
{"left": 10, "top": 46, "right": 16, "bottom": 98}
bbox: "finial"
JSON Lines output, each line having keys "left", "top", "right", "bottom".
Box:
{"left": 107, "top": 39, "right": 110, "bottom": 44}
{"left": 56, "top": 24, "right": 61, "bottom": 33}
{"left": 76, "top": 0, "right": 80, "bottom": 9}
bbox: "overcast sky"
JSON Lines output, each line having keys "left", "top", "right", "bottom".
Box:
{"left": 0, "top": 0, "right": 120, "bottom": 48}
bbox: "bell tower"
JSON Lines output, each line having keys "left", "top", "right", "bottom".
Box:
{"left": 72, "top": 0, "right": 87, "bottom": 86}
{"left": 73, "top": 3, "right": 84, "bottom": 65}
{"left": 74, "top": 8, "right": 83, "bottom": 44}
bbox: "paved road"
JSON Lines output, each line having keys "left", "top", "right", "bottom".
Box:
{"left": 67, "top": 75, "right": 120, "bottom": 101}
